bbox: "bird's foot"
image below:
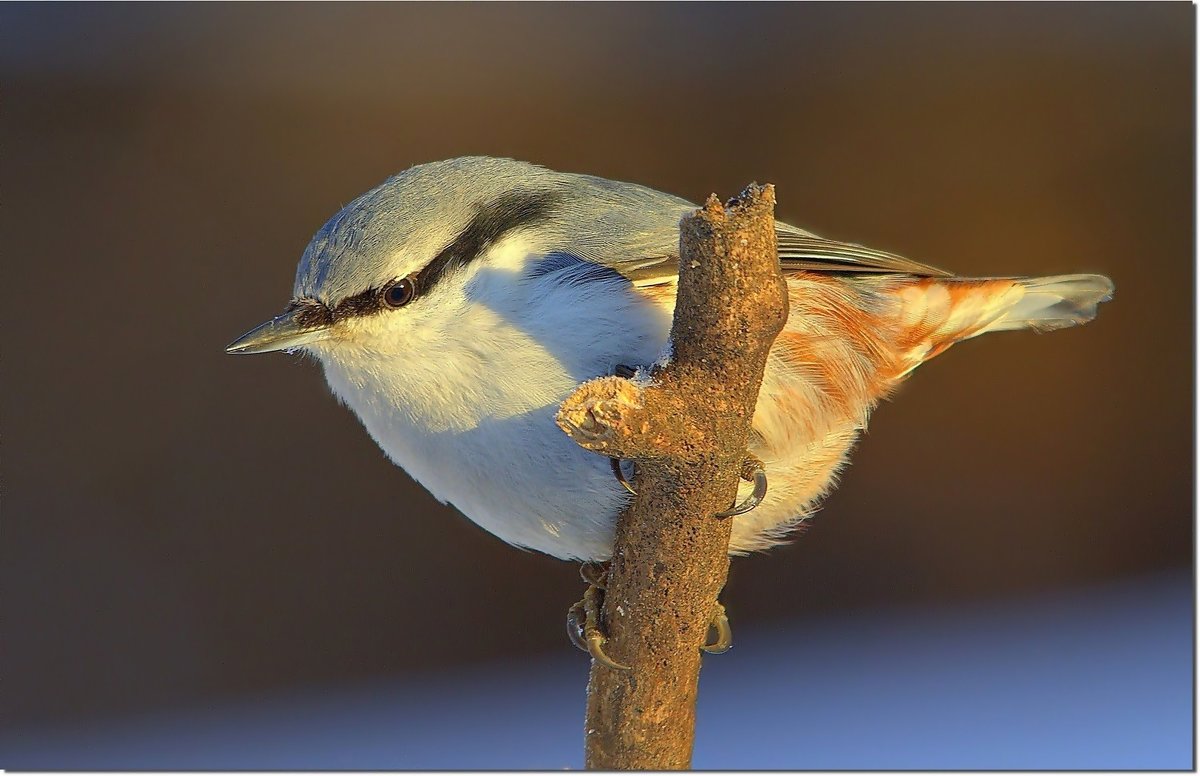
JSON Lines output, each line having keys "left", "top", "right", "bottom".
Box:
{"left": 607, "top": 367, "right": 767, "bottom": 514}
{"left": 701, "top": 600, "right": 733, "bottom": 654}
{"left": 567, "top": 562, "right": 630, "bottom": 671}
{"left": 608, "top": 363, "right": 641, "bottom": 495}
{"left": 609, "top": 457, "right": 637, "bottom": 495}
{"left": 715, "top": 454, "right": 768, "bottom": 518}
{"left": 578, "top": 560, "right": 609, "bottom": 590}
{"left": 568, "top": 563, "right": 731, "bottom": 663}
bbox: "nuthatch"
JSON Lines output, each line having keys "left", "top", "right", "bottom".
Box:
{"left": 228, "top": 157, "right": 1113, "bottom": 664}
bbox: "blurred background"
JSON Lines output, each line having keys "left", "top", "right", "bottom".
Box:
{"left": 0, "top": 2, "right": 1192, "bottom": 769}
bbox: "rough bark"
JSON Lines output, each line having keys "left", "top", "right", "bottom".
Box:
{"left": 556, "top": 184, "right": 789, "bottom": 770}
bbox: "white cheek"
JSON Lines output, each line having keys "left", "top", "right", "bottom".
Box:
{"left": 312, "top": 294, "right": 580, "bottom": 432}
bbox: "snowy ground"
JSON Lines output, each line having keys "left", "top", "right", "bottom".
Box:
{"left": 2, "top": 570, "right": 1191, "bottom": 769}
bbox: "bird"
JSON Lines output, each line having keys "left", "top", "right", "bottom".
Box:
{"left": 227, "top": 156, "right": 1113, "bottom": 663}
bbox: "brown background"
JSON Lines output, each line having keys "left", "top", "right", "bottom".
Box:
{"left": 2, "top": 3, "right": 1192, "bottom": 729}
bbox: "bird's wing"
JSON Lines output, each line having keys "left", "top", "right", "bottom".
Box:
{"left": 774, "top": 222, "right": 953, "bottom": 277}
{"left": 608, "top": 221, "right": 952, "bottom": 287}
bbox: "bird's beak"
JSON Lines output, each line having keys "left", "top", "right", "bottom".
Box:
{"left": 225, "top": 306, "right": 332, "bottom": 355}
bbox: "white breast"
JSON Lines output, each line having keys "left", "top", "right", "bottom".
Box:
{"left": 313, "top": 244, "right": 672, "bottom": 560}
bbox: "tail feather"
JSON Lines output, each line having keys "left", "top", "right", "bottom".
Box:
{"left": 986, "top": 274, "right": 1115, "bottom": 333}
{"left": 887, "top": 272, "right": 1113, "bottom": 376}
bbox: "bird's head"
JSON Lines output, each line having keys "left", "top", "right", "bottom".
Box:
{"left": 226, "top": 157, "right": 575, "bottom": 365}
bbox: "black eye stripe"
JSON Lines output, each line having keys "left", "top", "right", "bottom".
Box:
{"left": 413, "top": 189, "right": 564, "bottom": 295}
{"left": 308, "top": 189, "right": 564, "bottom": 324}
{"left": 289, "top": 297, "right": 335, "bottom": 329}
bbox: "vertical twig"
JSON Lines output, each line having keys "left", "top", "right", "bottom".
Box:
{"left": 556, "top": 184, "right": 788, "bottom": 769}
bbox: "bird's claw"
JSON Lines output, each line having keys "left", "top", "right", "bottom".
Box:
{"left": 610, "top": 420, "right": 767, "bottom": 516}
{"left": 566, "top": 599, "right": 589, "bottom": 652}
{"left": 568, "top": 565, "right": 731, "bottom": 664}
{"left": 567, "top": 563, "right": 630, "bottom": 671}
{"left": 608, "top": 364, "right": 641, "bottom": 496}
{"left": 610, "top": 457, "right": 637, "bottom": 495}
{"left": 701, "top": 601, "right": 733, "bottom": 654}
{"left": 716, "top": 455, "right": 768, "bottom": 518}
{"left": 579, "top": 561, "right": 609, "bottom": 589}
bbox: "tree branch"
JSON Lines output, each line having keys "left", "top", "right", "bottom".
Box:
{"left": 556, "top": 184, "right": 788, "bottom": 770}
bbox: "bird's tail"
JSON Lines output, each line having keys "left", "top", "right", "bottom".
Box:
{"left": 983, "top": 273, "right": 1115, "bottom": 333}
{"left": 888, "top": 273, "right": 1114, "bottom": 374}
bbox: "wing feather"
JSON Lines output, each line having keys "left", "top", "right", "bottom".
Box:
{"left": 776, "top": 227, "right": 953, "bottom": 277}
{"left": 610, "top": 222, "right": 952, "bottom": 287}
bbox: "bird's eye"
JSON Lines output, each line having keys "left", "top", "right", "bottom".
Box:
{"left": 382, "top": 277, "right": 416, "bottom": 308}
